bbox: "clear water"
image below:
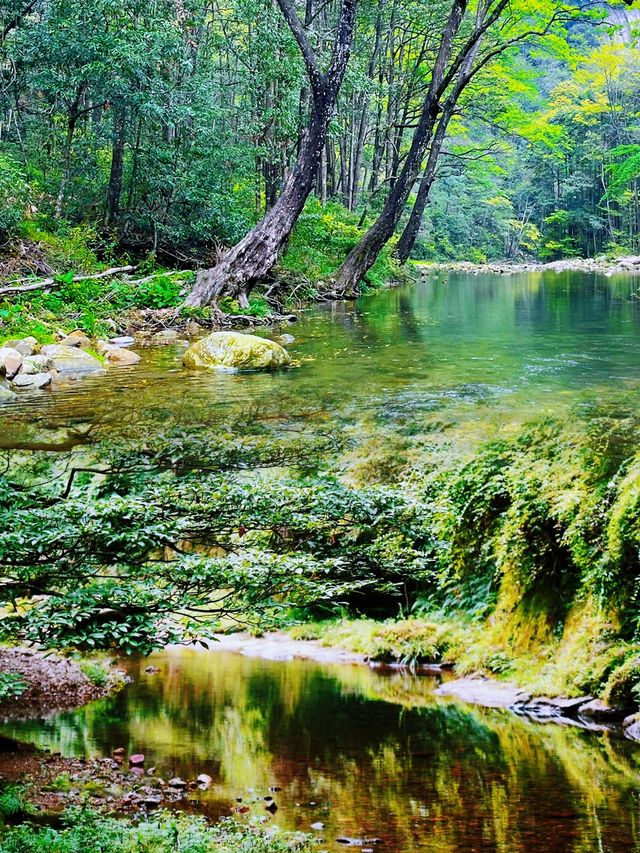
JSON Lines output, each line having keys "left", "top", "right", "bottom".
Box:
{"left": 3, "top": 269, "right": 640, "bottom": 449}
{"left": 3, "top": 647, "right": 640, "bottom": 852}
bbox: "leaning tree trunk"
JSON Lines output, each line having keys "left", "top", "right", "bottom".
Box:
{"left": 185, "top": 103, "right": 334, "bottom": 308}
{"left": 395, "top": 100, "right": 456, "bottom": 264}
{"left": 185, "top": 0, "right": 358, "bottom": 309}
{"left": 330, "top": 0, "right": 468, "bottom": 296}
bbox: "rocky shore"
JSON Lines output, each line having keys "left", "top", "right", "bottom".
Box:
{"left": 419, "top": 255, "right": 640, "bottom": 276}
{"left": 0, "top": 647, "right": 124, "bottom": 720}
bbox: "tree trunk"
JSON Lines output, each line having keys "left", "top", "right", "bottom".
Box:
{"left": 331, "top": 0, "right": 468, "bottom": 295}
{"left": 105, "top": 105, "right": 126, "bottom": 228}
{"left": 185, "top": 0, "right": 358, "bottom": 308}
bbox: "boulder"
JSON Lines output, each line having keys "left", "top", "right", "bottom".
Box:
{"left": 105, "top": 346, "right": 141, "bottom": 366}
{"left": 0, "top": 347, "right": 23, "bottom": 379}
{"left": 185, "top": 321, "right": 203, "bottom": 336}
{"left": 153, "top": 329, "right": 178, "bottom": 343}
{"left": 278, "top": 333, "right": 296, "bottom": 345}
{"left": 22, "top": 354, "right": 54, "bottom": 373}
{"left": 623, "top": 714, "right": 640, "bottom": 742}
{"left": 109, "top": 336, "right": 135, "bottom": 347}
{"left": 40, "top": 345, "right": 105, "bottom": 376}
{"left": 0, "top": 386, "right": 16, "bottom": 403}
{"left": 183, "top": 331, "right": 291, "bottom": 372}
{"left": 578, "top": 698, "right": 626, "bottom": 721}
{"left": 59, "top": 331, "right": 91, "bottom": 348}
{"left": 14, "top": 336, "right": 39, "bottom": 357}
{"left": 12, "top": 372, "right": 52, "bottom": 390}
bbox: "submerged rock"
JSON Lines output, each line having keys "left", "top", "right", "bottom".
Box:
{"left": 183, "top": 331, "right": 291, "bottom": 372}
{"left": 40, "top": 344, "right": 105, "bottom": 375}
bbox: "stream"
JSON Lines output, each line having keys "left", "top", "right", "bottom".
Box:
{"left": 3, "top": 268, "right": 640, "bottom": 851}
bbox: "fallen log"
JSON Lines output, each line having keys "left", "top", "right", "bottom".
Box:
{"left": 0, "top": 265, "right": 137, "bottom": 297}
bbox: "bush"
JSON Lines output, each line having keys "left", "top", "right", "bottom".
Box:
{"left": 0, "top": 811, "right": 313, "bottom": 853}
{"left": 0, "top": 153, "right": 29, "bottom": 240}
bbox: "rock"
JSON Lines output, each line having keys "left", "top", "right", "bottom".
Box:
{"left": 11, "top": 372, "right": 52, "bottom": 390}
{"left": 0, "top": 386, "right": 16, "bottom": 403}
{"left": 265, "top": 800, "right": 278, "bottom": 813}
{"left": 112, "top": 747, "right": 125, "bottom": 757}
{"left": 311, "top": 822, "right": 325, "bottom": 830}
{"left": 578, "top": 698, "right": 626, "bottom": 721}
{"left": 153, "top": 329, "right": 179, "bottom": 343}
{"left": 40, "top": 345, "right": 105, "bottom": 376}
{"left": 168, "top": 777, "right": 187, "bottom": 788}
{"left": 336, "top": 839, "right": 382, "bottom": 846}
{"left": 58, "top": 336, "right": 82, "bottom": 348}
{"left": 129, "top": 753, "right": 145, "bottom": 766}
{"left": 105, "top": 346, "right": 141, "bottom": 366}
{"left": 185, "top": 321, "right": 203, "bottom": 336}
{"left": 623, "top": 714, "right": 640, "bottom": 741}
{"left": 144, "top": 666, "right": 160, "bottom": 674}
{"left": 109, "top": 336, "right": 135, "bottom": 347}
{"left": 14, "top": 336, "right": 38, "bottom": 357}
{"left": 0, "top": 347, "right": 23, "bottom": 379}
{"left": 95, "top": 340, "right": 111, "bottom": 354}
{"left": 197, "top": 773, "right": 212, "bottom": 788}
{"left": 22, "top": 354, "right": 54, "bottom": 373}
{"left": 143, "top": 795, "right": 163, "bottom": 808}
{"left": 278, "top": 333, "right": 296, "bottom": 345}
{"left": 183, "top": 331, "right": 291, "bottom": 372}
{"left": 514, "top": 695, "right": 591, "bottom": 718}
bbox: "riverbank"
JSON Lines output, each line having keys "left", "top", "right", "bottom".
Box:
{"left": 0, "top": 647, "right": 127, "bottom": 721}
{"left": 418, "top": 255, "right": 640, "bottom": 276}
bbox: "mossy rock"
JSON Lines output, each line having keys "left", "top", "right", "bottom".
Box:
{"left": 183, "top": 331, "right": 291, "bottom": 372}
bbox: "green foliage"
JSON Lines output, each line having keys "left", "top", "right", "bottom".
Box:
{"left": 0, "top": 154, "right": 29, "bottom": 239}
{"left": 603, "top": 657, "right": 640, "bottom": 709}
{"left": 280, "top": 199, "right": 405, "bottom": 293}
{"left": 0, "top": 673, "right": 28, "bottom": 701}
{"left": 0, "top": 787, "right": 25, "bottom": 821}
{"left": 0, "top": 811, "right": 313, "bottom": 853}
{"left": 78, "top": 661, "right": 109, "bottom": 687}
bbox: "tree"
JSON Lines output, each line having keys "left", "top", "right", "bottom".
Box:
{"left": 329, "top": 0, "right": 587, "bottom": 294}
{"left": 184, "top": 0, "right": 358, "bottom": 309}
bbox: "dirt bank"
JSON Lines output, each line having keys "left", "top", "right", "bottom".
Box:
{"left": 0, "top": 647, "right": 124, "bottom": 720}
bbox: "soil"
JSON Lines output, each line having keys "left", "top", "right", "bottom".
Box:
{"left": 0, "top": 647, "right": 123, "bottom": 720}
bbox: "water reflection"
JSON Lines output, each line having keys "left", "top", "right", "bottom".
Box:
{"left": 3, "top": 648, "right": 640, "bottom": 852}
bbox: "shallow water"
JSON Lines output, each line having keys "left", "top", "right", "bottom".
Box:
{"left": 4, "top": 268, "right": 640, "bottom": 448}
{"left": 3, "top": 647, "right": 640, "bottom": 852}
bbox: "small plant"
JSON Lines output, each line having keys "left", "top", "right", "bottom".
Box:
{"left": 0, "top": 672, "right": 28, "bottom": 700}
{"left": 79, "top": 660, "right": 109, "bottom": 687}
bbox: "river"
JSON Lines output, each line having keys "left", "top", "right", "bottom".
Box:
{"left": 3, "top": 268, "right": 640, "bottom": 851}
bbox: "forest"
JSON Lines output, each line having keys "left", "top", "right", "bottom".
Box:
{"left": 1, "top": 2, "right": 640, "bottom": 852}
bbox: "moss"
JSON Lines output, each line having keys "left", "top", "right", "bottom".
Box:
{"left": 603, "top": 657, "right": 640, "bottom": 709}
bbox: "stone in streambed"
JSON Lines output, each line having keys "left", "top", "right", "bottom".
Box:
{"left": 183, "top": 331, "right": 291, "bottom": 372}
{"left": 22, "top": 354, "right": 54, "bottom": 373}
{"left": 579, "top": 698, "right": 626, "bottom": 721}
{"left": 40, "top": 345, "right": 105, "bottom": 376}
{"left": 0, "top": 385, "right": 16, "bottom": 403}
{"left": 129, "top": 753, "right": 145, "bottom": 766}
{"left": 109, "top": 336, "right": 136, "bottom": 347}
{"left": 12, "top": 372, "right": 52, "bottom": 390}
{"left": 0, "top": 347, "right": 22, "bottom": 379}
{"left": 105, "top": 346, "right": 141, "bottom": 366}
